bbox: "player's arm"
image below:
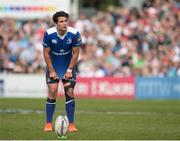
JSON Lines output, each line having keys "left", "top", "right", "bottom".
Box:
{"left": 68, "top": 47, "right": 80, "bottom": 71}
{"left": 43, "top": 47, "right": 58, "bottom": 80}
{"left": 64, "top": 31, "right": 81, "bottom": 79}
{"left": 64, "top": 47, "right": 79, "bottom": 79}
{"left": 42, "top": 31, "right": 57, "bottom": 80}
{"left": 68, "top": 31, "right": 81, "bottom": 70}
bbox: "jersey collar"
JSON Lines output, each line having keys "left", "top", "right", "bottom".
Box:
{"left": 56, "top": 27, "right": 67, "bottom": 39}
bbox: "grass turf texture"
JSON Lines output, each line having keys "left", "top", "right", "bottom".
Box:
{"left": 0, "top": 98, "right": 180, "bottom": 140}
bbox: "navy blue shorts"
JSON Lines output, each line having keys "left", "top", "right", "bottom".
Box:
{"left": 45, "top": 68, "right": 76, "bottom": 86}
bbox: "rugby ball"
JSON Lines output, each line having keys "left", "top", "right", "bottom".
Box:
{"left": 55, "top": 115, "right": 69, "bottom": 136}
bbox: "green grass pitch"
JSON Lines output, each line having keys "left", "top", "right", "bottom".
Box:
{"left": 0, "top": 98, "right": 180, "bottom": 140}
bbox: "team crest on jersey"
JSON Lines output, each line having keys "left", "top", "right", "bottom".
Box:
{"left": 67, "top": 38, "right": 72, "bottom": 44}
{"left": 52, "top": 39, "right": 57, "bottom": 44}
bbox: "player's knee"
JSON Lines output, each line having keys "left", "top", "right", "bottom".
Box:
{"left": 63, "top": 82, "right": 74, "bottom": 98}
{"left": 48, "top": 88, "right": 57, "bottom": 98}
{"left": 49, "top": 89, "right": 56, "bottom": 95}
{"left": 65, "top": 88, "right": 74, "bottom": 102}
{"left": 67, "top": 88, "right": 74, "bottom": 98}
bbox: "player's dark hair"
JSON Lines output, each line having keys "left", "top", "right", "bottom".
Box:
{"left": 52, "top": 11, "right": 69, "bottom": 23}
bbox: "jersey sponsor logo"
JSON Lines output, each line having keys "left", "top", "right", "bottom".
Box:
{"left": 60, "top": 49, "right": 65, "bottom": 52}
{"left": 52, "top": 39, "right": 57, "bottom": 44}
{"left": 67, "top": 38, "right": 72, "bottom": 44}
{"left": 51, "top": 50, "right": 71, "bottom": 56}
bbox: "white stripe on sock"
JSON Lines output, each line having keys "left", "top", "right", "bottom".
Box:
{"left": 46, "top": 102, "right": 56, "bottom": 104}
{"left": 65, "top": 99, "right": 74, "bottom": 104}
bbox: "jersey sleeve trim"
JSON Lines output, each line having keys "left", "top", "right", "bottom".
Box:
{"left": 73, "top": 31, "right": 82, "bottom": 47}
{"left": 42, "top": 31, "right": 51, "bottom": 48}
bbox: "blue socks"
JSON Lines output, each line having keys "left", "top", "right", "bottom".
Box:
{"left": 46, "top": 97, "right": 75, "bottom": 123}
{"left": 46, "top": 98, "right": 56, "bottom": 123}
{"left": 65, "top": 99, "right": 75, "bottom": 123}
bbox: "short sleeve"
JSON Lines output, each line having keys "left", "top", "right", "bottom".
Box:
{"left": 72, "top": 31, "right": 82, "bottom": 47}
{"left": 42, "top": 31, "right": 50, "bottom": 48}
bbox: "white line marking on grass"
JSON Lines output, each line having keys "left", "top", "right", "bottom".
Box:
{"left": 0, "top": 109, "right": 43, "bottom": 114}
{"left": 0, "top": 109, "right": 180, "bottom": 116}
{"left": 77, "top": 111, "right": 180, "bottom": 116}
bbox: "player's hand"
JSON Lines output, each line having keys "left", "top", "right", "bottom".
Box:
{"left": 64, "top": 72, "right": 72, "bottom": 80}
{"left": 50, "top": 70, "right": 58, "bottom": 80}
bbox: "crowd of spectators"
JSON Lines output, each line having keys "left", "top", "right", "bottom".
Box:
{"left": 0, "top": 0, "right": 180, "bottom": 77}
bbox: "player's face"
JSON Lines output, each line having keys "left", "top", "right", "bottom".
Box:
{"left": 56, "top": 17, "right": 68, "bottom": 32}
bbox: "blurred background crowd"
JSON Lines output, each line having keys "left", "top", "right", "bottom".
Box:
{"left": 0, "top": 0, "right": 180, "bottom": 77}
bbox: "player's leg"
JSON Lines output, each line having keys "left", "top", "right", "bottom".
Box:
{"left": 62, "top": 71, "right": 78, "bottom": 132}
{"left": 44, "top": 69, "right": 59, "bottom": 132}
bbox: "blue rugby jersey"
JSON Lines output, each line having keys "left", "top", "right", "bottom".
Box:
{"left": 42, "top": 26, "right": 82, "bottom": 79}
